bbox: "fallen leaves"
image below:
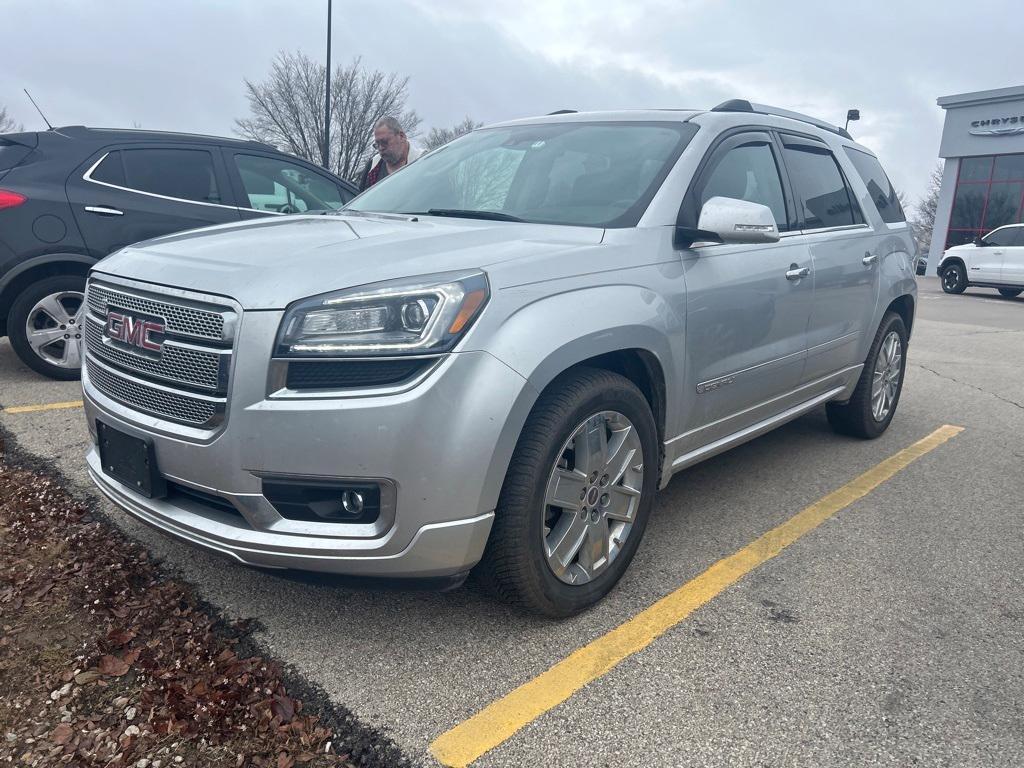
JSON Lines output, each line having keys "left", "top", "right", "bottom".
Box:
{"left": 0, "top": 450, "right": 392, "bottom": 767}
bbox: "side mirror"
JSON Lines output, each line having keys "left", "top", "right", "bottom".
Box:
{"left": 676, "top": 197, "right": 780, "bottom": 248}
{"left": 973, "top": 235, "right": 984, "bottom": 247}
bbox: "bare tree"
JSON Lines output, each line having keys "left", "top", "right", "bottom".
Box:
{"left": 424, "top": 117, "right": 483, "bottom": 152}
{"left": 0, "top": 105, "right": 23, "bottom": 134}
{"left": 236, "top": 52, "right": 419, "bottom": 181}
{"left": 910, "top": 162, "right": 944, "bottom": 256}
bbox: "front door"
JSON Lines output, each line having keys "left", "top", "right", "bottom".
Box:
{"left": 676, "top": 131, "right": 812, "bottom": 454}
{"left": 970, "top": 226, "right": 1018, "bottom": 282}
{"left": 66, "top": 144, "right": 240, "bottom": 258}
{"left": 991, "top": 226, "right": 1024, "bottom": 284}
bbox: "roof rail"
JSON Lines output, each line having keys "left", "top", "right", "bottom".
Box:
{"left": 711, "top": 99, "right": 852, "bottom": 140}
{"left": 547, "top": 109, "right": 577, "bottom": 115}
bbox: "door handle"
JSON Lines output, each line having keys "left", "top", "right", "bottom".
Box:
{"left": 785, "top": 265, "right": 810, "bottom": 280}
{"left": 862, "top": 252, "right": 878, "bottom": 266}
{"left": 84, "top": 205, "right": 124, "bottom": 216}
{"left": 993, "top": 250, "right": 1004, "bottom": 255}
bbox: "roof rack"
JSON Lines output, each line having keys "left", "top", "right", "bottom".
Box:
{"left": 53, "top": 125, "right": 275, "bottom": 149}
{"left": 547, "top": 109, "right": 577, "bottom": 115}
{"left": 711, "top": 99, "right": 852, "bottom": 140}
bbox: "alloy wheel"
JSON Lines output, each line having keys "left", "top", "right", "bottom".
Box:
{"left": 942, "top": 266, "right": 961, "bottom": 292}
{"left": 24, "top": 291, "right": 85, "bottom": 369}
{"left": 871, "top": 330, "right": 902, "bottom": 422}
{"left": 542, "top": 410, "right": 644, "bottom": 585}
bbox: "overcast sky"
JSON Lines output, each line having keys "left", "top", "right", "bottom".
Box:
{"left": 3, "top": 0, "right": 1020, "bottom": 202}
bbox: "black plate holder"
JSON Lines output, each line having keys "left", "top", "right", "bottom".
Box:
{"left": 97, "top": 421, "right": 167, "bottom": 499}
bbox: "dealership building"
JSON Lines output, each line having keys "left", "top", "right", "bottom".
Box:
{"left": 927, "top": 84, "right": 1024, "bottom": 275}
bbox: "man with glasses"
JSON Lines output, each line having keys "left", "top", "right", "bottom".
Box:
{"left": 358, "top": 116, "right": 424, "bottom": 191}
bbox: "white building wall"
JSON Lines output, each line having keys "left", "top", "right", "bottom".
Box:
{"left": 926, "top": 158, "right": 959, "bottom": 276}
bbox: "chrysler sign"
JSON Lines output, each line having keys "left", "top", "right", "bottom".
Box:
{"left": 969, "top": 115, "right": 1024, "bottom": 136}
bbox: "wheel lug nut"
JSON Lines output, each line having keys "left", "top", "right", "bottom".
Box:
{"left": 590, "top": 509, "right": 599, "bottom": 522}
{"left": 589, "top": 471, "right": 598, "bottom": 482}
{"left": 600, "top": 474, "right": 609, "bottom": 486}
{"left": 64, "top": 334, "right": 69, "bottom": 339}
{"left": 579, "top": 507, "right": 588, "bottom": 520}
{"left": 600, "top": 493, "right": 609, "bottom": 507}
{"left": 60, "top": 324, "right": 66, "bottom": 330}
{"left": 580, "top": 489, "right": 587, "bottom": 501}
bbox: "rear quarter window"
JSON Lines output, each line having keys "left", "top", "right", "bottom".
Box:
{"left": 0, "top": 141, "right": 31, "bottom": 173}
{"left": 844, "top": 147, "right": 906, "bottom": 224}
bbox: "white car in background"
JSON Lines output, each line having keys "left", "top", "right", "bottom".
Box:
{"left": 939, "top": 223, "right": 1024, "bottom": 298}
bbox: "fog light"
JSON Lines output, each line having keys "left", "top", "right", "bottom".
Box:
{"left": 263, "top": 481, "right": 381, "bottom": 523}
{"left": 341, "top": 489, "right": 364, "bottom": 515}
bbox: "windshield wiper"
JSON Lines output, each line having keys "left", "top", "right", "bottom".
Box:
{"left": 420, "top": 208, "right": 524, "bottom": 223}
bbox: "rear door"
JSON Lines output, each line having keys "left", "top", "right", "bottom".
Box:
{"left": 223, "top": 151, "right": 354, "bottom": 220}
{"left": 780, "top": 134, "right": 879, "bottom": 384}
{"left": 66, "top": 144, "right": 240, "bottom": 257}
{"left": 999, "top": 226, "right": 1024, "bottom": 285}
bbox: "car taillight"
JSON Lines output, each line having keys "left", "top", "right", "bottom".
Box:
{"left": 0, "top": 190, "right": 27, "bottom": 210}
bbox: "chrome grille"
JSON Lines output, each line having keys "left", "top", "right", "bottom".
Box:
{"left": 87, "top": 358, "right": 221, "bottom": 427}
{"left": 87, "top": 282, "right": 228, "bottom": 342}
{"left": 84, "top": 317, "right": 223, "bottom": 391}
{"left": 84, "top": 279, "right": 236, "bottom": 430}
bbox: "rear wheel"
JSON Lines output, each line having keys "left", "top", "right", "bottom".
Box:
{"left": 827, "top": 312, "right": 908, "bottom": 439}
{"left": 476, "top": 367, "right": 658, "bottom": 617}
{"left": 940, "top": 263, "right": 967, "bottom": 294}
{"left": 998, "top": 288, "right": 1022, "bottom": 298}
{"left": 7, "top": 275, "right": 86, "bottom": 380}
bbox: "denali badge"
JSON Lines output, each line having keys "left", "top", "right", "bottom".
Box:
{"left": 105, "top": 310, "right": 165, "bottom": 353}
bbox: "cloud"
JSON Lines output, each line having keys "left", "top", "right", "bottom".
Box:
{"left": 2, "top": 0, "right": 1020, "bottom": 201}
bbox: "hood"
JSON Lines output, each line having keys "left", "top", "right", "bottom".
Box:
{"left": 946, "top": 242, "right": 975, "bottom": 253}
{"left": 92, "top": 213, "right": 604, "bottom": 309}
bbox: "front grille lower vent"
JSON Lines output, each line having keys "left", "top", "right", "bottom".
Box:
{"left": 285, "top": 359, "right": 434, "bottom": 390}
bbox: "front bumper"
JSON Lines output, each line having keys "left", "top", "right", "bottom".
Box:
{"left": 82, "top": 307, "right": 535, "bottom": 578}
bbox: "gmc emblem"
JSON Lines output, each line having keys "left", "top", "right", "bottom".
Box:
{"left": 105, "top": 311, "right": 165, "bottom": 353}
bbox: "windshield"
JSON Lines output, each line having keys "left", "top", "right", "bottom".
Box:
{"left": 346, "top": 121, "right": 698, "bottom": 228}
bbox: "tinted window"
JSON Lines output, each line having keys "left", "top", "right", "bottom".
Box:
{"left": 348, "top": 122, "right": 697, "bottom": 228}
{"left": 90, "top": 151, "right": 125, "bottom": 186}
{"left": 983, "top": 226, "right": 1021, "bottom": 247}
{"left": 235, "top": 154, "right": 348, "bottom": 212}
{"left": 0, "top": 141, "right": 31, "bottom": 172}
{"left": 993, "top": 154, "right": 1024, "bottom": 182}
{"left": 122, "top": 148, "right": 222, "bottom": 204}
{"left": 982, "top": 182, "right": 1023, "bottom": 230}
{"left": 844, "top": 148, "right": 905, "bottom": 224}
{"left": 959, "top": 156, "right": 993, "bottom": 182}
{"left": 699, "top": 142, "right": 788, "bottom": 230}
{"left": 950, "top": 184, "right": 986, "bottom": 229}
{"left": 782, "top": 143, "right": 857, "bottom": 228}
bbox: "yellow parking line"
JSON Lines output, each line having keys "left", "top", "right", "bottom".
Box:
{"left": 2, "top": 400, "right": 84, "bottom": 414}
{"left": 431, "top": 424, "right": 965, "bottom": 768}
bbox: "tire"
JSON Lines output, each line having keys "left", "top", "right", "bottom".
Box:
{"left": 476, "top": 367, "right": 659, "bottom": 617}
{"left": 940, "top": 262, "right": 967, "bottom": 294}
{"left": 826, "top": 312, "right": 908, "bottom": 439}
{"left": 998, "top": 288, "right": 1022, "bottom": 298}
{"left": 7, "top": 275, "right": 86, "bottom": 380}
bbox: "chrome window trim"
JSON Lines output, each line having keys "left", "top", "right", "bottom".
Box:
{"left": 82, "top": 152, "right": 285, "bottom": 216}
{"left": 779, "top": 223, "right": 871, "bottom": 238}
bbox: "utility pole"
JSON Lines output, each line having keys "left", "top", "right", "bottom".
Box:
{"left": 323, "top": 0, "right": 332, "bottom": 170}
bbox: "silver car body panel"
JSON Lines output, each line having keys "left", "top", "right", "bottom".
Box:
{"left": 82, "top": 108, "right": 916, "bottom": 577}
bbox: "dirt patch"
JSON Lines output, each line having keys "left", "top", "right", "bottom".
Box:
{"left": 0, "top": 433, "right": 411, "bottom": 768}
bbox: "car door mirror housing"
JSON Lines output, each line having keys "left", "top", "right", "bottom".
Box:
{"left": 973, "top": 235, "right": 985, "bottom": 247}
{"left": 677, "top": 196, "right": 780, "bottom": 248}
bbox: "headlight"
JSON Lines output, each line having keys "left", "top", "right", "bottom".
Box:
{"left": 275, "top": 271, "right": 489, "bottom": 357}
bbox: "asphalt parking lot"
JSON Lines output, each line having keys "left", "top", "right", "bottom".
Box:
{"left": 2, "top": 275, "right": 1023, "bottom": 767}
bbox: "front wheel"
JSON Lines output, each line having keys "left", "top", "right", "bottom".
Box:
{"left": 827, "top": 312, "right": 908, "bottom": 439}
{"left": 476, "top": 367, "right": 659, "bottom": 617}
{"left": 7, "top": 275, "right": 86, "bottom": 380}
{"left": 941, "top": 263, "right": 967, "bottom": 294}
{"left": 998, "top": 288, "right": 1022, "bottom": 298}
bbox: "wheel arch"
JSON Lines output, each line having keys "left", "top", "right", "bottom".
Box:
{"left": 1, "top": 254, "right": 94, "bottom": 335}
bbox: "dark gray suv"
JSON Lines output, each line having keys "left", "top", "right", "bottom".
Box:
{"left": 0, "top": 126, "right": 356, "bottom": 379}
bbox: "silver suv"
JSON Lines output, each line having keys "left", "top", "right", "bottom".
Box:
{"left": 82, "top": 101, "right": 917, "bottom": 616}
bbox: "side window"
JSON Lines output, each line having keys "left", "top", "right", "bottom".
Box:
{"left": 121, "top": 149, "right": 222, "bottom": 204}
{"left": 844, "top": 147, "right": 906, "bottom": 224}
{"left": 983, "top": 227, "right": 1017, "bottom": 247}
{"left": 89, "top": 151, "right": 125, "bottom": 186}
{"left": 782, "top": 142, "right": 858, "bottom": 229}
{"left": 698, "top": 141, "right": 788, "bottom": 230}
{"left": 234, "top": 154, "right": 348, "bottom": 212}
